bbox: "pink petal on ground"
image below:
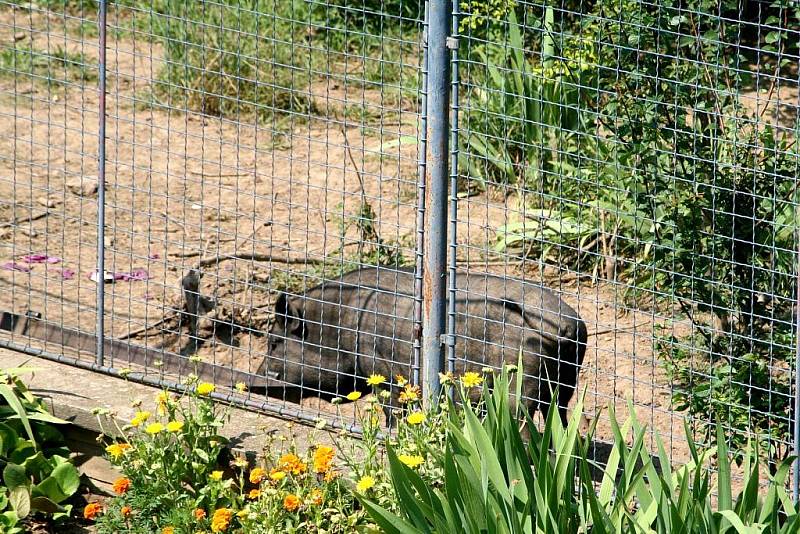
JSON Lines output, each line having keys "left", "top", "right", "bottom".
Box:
{"left": 126, "top": 268, "right": 150, "bottom": 281}
{"left": 2, "top": 262, "right": 32, "bottom": 272}
{"left": 59, "top": 268, "right": 76, "bottom": 280}
{"left": 21, "top": 254, "right": 61, "bottom": 264}
{"left": 147, "top": 253, "right": 160, "bottom": 260}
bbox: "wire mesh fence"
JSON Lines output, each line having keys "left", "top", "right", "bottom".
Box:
{"left": 0, "top": 0, "right": 798, "bottom": 489}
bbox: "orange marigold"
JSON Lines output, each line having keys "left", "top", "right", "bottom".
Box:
{"left": 278, "top": 453, "right": 307, "bottom": 475}
{"left": 323, "top": 469, "right": 339, "bottom": 483}
{"left": 83, "top": 502, "right": 103, "bottom": 520}
{"left": 211, "top": 508, "right": 233, "bottom": 532}
{"left": 248, "top": 488, "right": 262, "bottom": 500}
{"left": 309, "top": 489, "right": 324, "bottom": 506}
{"left": 249, "top": 466, "right": 267, "bottom": 485}
{"left": 112, "top": 477, "right": 131, "bottom": 495}
{"left": 312, "top": 445, "right": 335, "bottom": 474}
{"left": 283, "top": 493, "right": 301, "bottom": 512}
{"left": 162, "top": 528, "right": 175, "bottom": 534}
{"left": 194, "top": 508, "right": 207, "bottom": 520}
{"left": 121, "top": 506, "right": 132, "bottom": 518}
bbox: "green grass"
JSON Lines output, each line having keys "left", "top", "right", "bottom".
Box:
{"left": 0, "top": 44, "right": 96, "bottom": 86}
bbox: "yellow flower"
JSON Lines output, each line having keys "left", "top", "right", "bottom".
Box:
{"left": 366, "top": 374, "right": 386, "bottom": 386}
{"left": 249, "top": 467, "right": 267, "bottom": 485}
{"left": 130, "top": 410, "right": 151, "bottom": 427}
{"left": 438, "top": 371, "right": 454, "bottom": 384}
{"left": 162, "top": 527, "right": 174, "bottom": 534}
{"left": 269, "top": 469, "right": 286, "bottom": 482}
{"left": 210, "top": 508, "right": 233, "bottom": 532}
{"left": 237, "top": 509, "right": 249, "bottom": 519}
{"left": 312, "top": 445, "right": 335, "bottom": 474}
{"left": 461, "top": 371, "right": 483, "bottom": 388}
{"left": 166, "top": 421, "right": 184, "bottom": 433}
{"left": 247, "top": 489, "right": 261, "bottom": 500}
{"left": 356, "top": 475, "right": 375, "bottom": 493}
{"left": 197, "top": 382, "right": 216, "bottom": 396}
{"left": 346, "top": 391, "right": 362, "bottom": 401}
{"left": 406, "top": 411, "right": 426, "bottom": 425}
{"left": 235, "top": 381, "right": 247, "bottom": 392}
{"left": 395, "top": 374, "right": 408, "bottom": 387}
{"left": 105, "top": 443, "right": 131, "bottom": 459}
{"left": 309, "top": 489, "right": 324, "bottom": 506}
{"left": 210, "top": 470, "right": 224, "bottom": 481}
{"left": 283, "top": 493, "right": 301, "bottom": 512}
{"left": 399, "top": 384, "right": 421, "bottom": 404}
{"left": 145, "top": 422, "right": 164, "bottom": 435}
{"left": 157, "top": 391, "right": 171, "bottom": 405}
{"left": 398, "top": 454, "right": 425, "bottom": 468}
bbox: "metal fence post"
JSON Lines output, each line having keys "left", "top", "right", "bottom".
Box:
{"left": 421, "top": 0, "right": 451, "bottom": 404}
{"left": 445, "top": 1, "right": 460, "bottom": 380}
{"left": 95, "top": 0, "right": 107, "bottom": 366}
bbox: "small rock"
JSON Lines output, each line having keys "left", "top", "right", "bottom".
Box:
{"left": 14, "top": 32, "right": 26, "bottom": 42}
{"left": 66, "top": 177, "right": 98, "bottom": 197}
{"left": 35, "top": 196, "right": 58, "bottom": 208}
{"left": 20, "top": 228, "right": 38, "bottom": 237}
{"left": 104, "top": 236, "right": 114, "bottom": 247}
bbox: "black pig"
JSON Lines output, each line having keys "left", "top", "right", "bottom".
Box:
{"left": 260, "top": 266, "right": 586, "bottom": 424}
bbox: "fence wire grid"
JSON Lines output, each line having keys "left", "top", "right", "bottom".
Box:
{"left": 0, "top": 0, "right": 799, "bottom": 489}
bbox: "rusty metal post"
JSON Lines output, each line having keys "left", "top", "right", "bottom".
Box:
{"left": 421, "top": 0, "right": 451, "bottom": 404}
{"left": 95, "top": 0, "right": 107, "bottom": 366}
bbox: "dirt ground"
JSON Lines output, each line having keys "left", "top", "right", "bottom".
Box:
{"left": 2, "top": 6, "right": 796, "bottom": 470}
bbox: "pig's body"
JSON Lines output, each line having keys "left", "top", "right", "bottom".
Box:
{"left": 263, "top": 266, "right": 586, "bottom": 423}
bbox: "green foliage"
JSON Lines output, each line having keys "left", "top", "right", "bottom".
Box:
{"left": 0, "top": 368, "right": 80, "bottom": 532}
{"left": 468, "top": 0, "right": 799, "bottom": 451}
{"left": 360, "top": 366, "right": 800, "bottom": 533}
{"left": 0, "top": 45, "right": 97, "bottom": 86}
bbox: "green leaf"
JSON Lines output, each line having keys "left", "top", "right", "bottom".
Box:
{"left": 8, "top": 487, "right": 29, "bottom": 519}
{"left": 2, "top": 464, "right": 28, "bottom": 493}
{"left": 29, "top": 496, "right": 65, "bottom": 514}
{"left": 0, "top": 385, "right": 36, "bottom": 448}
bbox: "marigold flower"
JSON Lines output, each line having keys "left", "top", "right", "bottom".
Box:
{"left": 211, "top": 508, "right": 233, "bottom": 532}
{"left": 312, "top": 445, "right": 335, "bottom": 474}
{"left": 112, "top": 477, "right": 131, "bottom": 495}
{"left": 309, "top": 488, "right": 324, "bottom": 506}
{"left": 398, "top": 454, "right": 425, "bottom": 468}
{"left": 145, "top": 422, "right": 164, "bottom": 434}
{"left": 406, "top": 411, "right": 426, "bottom": 425}
{"left": 283, "top": 493, "right": 301, "bottom": 512}
{"left": 249, "top": 467, "right": 267, "bottom": 485}
{"left": 194, "top": 508, "right": 207, "bottom": 520}
{"left": 269, "top": 468, "right": 286, "bottom": 482}
{"left": 210, "top": 470, "right": 224, "bottom": 481}
{"left": 197, "top": 382, "right": 216, "bottom": 396}
{"left": 121, "top": 505, "right": 132, "bottom": 518}
{"left": 395, "top": 374, "right": 408, "bottom": 387}
{"left": 105, "top": 442, "right": 131, "bottom": 459}
{"left": 345, "top": 391, "right": 362, "bottom": 401}
{"left": 356, "top": 475, "right": 375, "bottom": 493}
{"left": 278, "top": 453, "right": 307, "bottom": 475}
{"left": 162, "top": 527, "right": 174, "bottom": 534}
{"left": 130, "top": 410, "right": 151, "bottom": 427}
{"left": 399, "top": 384, "right": 421, "bottom": 404}
{"left": 366, "top": 374, "right": 386, "bottom": 386}
{"left": 323, "top": 469, "right": 339, "bottom": 482}
{"left": 248, "top": 488, "right": 261, "bottom": 500}
{"left": 461, "top": 371, "right": 483, "bottom": 388}
{"left": 83, "top": 502, "right": 102, "bottom": 520}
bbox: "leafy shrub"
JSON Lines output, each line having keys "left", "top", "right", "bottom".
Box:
{"left": 464, "top": 0, "right": 799, "bottom": 452}
{"left": 360, "top": 365, "right": 800, "bottom": 533}
{"left": 0, "top": 367, "right": 81, "bottom": 533}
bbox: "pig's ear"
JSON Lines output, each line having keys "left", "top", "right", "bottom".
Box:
{"left": 274, "top": 292, "right": 304, "bottom": 336}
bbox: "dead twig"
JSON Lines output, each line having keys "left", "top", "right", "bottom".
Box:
{"left": 118, "top": 311, "right": 179, "bottom": 340}
{"left": 194, "top": 252, "right": 326, "bottom": 269}
{"left": 0, "top": 210, "right": 50, "bottom": 228}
